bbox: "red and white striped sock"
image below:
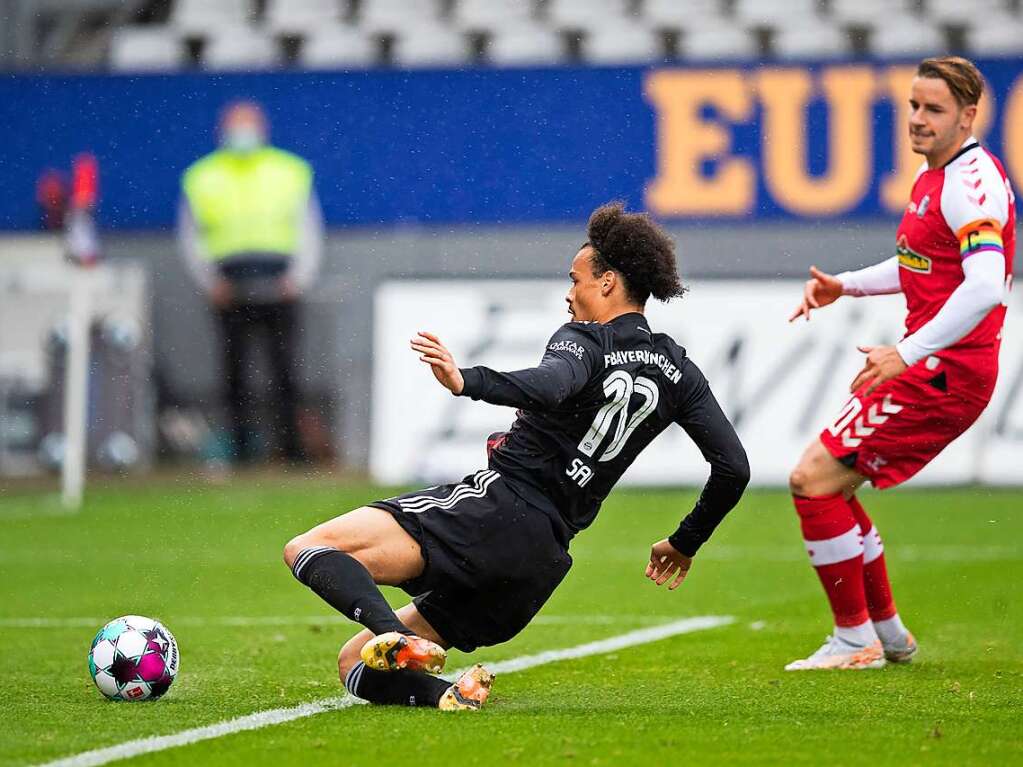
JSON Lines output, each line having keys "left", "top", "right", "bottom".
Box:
{"left": 847, "top": 495, "right": 906, "bottom": 644}
{"left": 793, "top": 493, "right": 872, "bottom": 639}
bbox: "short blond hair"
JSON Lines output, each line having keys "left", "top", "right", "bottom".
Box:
{"left": 917, "top": 56, "right": 984, "bottom": 107}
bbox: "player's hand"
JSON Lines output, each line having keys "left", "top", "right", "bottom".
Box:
{"left": 210, "top": 278, "right": 233, "bottom": 309}
{"left": 645, "top": 539, "right": 692, "bottom": 591}
{"left": 789, "top": 265, "right": 844, "bottom": 323}
{"left": 410, "top": 331, "right": 464, "bottom": 395}
{"left": 278, "top": 275, "right": 299, "bottom": 301}
{"left": 849, "top": 345, "right": 908, "bottom": 395}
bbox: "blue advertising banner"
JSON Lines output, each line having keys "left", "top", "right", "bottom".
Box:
{"left": 1, "top": 59, "right": 1021, "bottom": 230}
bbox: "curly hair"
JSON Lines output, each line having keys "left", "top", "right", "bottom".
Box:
{"left": 585, "top": 201, "right": 686, "bottom": 305}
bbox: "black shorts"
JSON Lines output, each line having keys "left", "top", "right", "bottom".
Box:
{"left": 369, "top": 469, "right": 572, "bottom": 652}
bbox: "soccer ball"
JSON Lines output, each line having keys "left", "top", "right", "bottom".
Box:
{"left": 88, "top": 615, "right": 179, "bottom": 701}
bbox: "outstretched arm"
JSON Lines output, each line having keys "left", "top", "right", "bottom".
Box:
{"left": 647, "top": 361, "right": 750, "bottom": 590}
{"left": 412, "top": 326, "right": 597, "bottom": 410}
{"left": 789, "top": 259, "right": 901, "bottom": 323}
{"left": 835, "top": 257, "right": 902, "bottom": 298}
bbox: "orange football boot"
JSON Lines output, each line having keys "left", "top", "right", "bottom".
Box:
{"left": 438, "top": 664, "right": 495, "bottom": 711}
{"left": 360, "top": 631, "right": 447, "bottom": 674}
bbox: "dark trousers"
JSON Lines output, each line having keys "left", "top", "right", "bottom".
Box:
{"left": 216, "top": 301, "right": 302, "bottom": 461}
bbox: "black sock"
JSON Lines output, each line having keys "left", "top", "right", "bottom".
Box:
{"left": 291, "top": 547, "right": 413, "bottom": 636}
{"left": 345, "top": 661, "right": 450, "bottom": 707}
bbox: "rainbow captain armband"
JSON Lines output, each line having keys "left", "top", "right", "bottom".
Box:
{"left": 958, "top": 219, "right": 1004, "bottom": 260}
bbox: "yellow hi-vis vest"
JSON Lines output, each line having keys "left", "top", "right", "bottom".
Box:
{"left": 182, "top": 147, "right": 313, "bottom": 260}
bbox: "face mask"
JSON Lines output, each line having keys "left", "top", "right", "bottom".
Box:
{"left": 223, "top": 127, "right": 264, "bottom": 153}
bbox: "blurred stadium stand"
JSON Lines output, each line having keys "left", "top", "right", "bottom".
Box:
{"left": 265, "top": 0, "right": 343, "bottom": 35}
{"left": 299, "top": 24, "right": 378, "bottom": 67}
{"left": 170, "top": 0, "right": 253, "bottom": 36}
{"left": 452, "top": 0, "right": 535, "bottom": 31}
{"left": 1, "top": 0, "right": 1022, "bottom": 72}
{"left": 202, "top": 26, "right": 281, "bottom": 70}
{"left": 108, "top": 25, "right": 183, "bottom": 70}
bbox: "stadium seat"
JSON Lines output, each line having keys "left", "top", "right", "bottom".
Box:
{"left": 772, "top": 21, "right": 853, "bottom": 58}
{"left": 642, "top": 0, "right": 726, "bottom": 29}
{"left": 925, "top": 0, "right": 1008, "bottom": 25}
{"left": 487, "top": 23, "right": 565, "bottom": 65}
{"left": 359, "top": 0, "right": 441, "bottom": 34}
{"left": 451, "top": 0, "right": 536, "bottom": 31}
{"left": 202, "top": 27, "right": 281, "bottom": 70}
{"left": 868, "top": 16, "right": 947, "bottom": 56}
{"left": 733, "top": 0, "right": 821, "bottom": 26}
{"left": 829, "top": 0, "right": 915, "bottom": 25}
{"left": 265, "top": 0, "right": 343, "bottom": 34}
{"left": 171, "top": 0, "right": 254, "bottom": 35}
{"left": 300, "top": 25, "right": 378, "bottom": 68}
{"left": 963, "top": 12, "right": 1023, "bottom": 54}
{"left": 108, "top": 27, "right": 184, "bottom": 71}
{"left": 545, "top": 0, "right": 634, "bottom": 30}
{"left": 583, "top": 21, "right": 663, "bottom": 64}
{"left": 392, "top": 24, "right": 471, "bottom": 67}
{"left": 681, "top": 24, "right": 758, "bottom": 60}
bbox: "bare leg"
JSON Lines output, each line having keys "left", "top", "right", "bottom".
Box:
{"left": 283, "top": 507, "right": 425, "bottom": 637}
{"left": 284, "top": 506, "right": 424, "bottom": 584}
{"left": 789, "top": 439, "right": 867, "bottom": 498}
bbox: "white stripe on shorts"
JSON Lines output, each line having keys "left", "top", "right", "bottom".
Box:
{"left": 396, "top": 472, "right": 497, "bottom": 513}
{"left": 399, "top": 470, "right": 499, "bottom": 514}
{"left": 398, "top": 470, "right": 499, "bottom": 514}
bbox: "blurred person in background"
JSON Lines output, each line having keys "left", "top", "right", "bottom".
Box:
{"left": 178, "top": 101, "right": 323, "bottom": 464}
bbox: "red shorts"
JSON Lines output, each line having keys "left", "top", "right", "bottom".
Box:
{"left": 819, "top": 348, "right": 998, "bottom": 488}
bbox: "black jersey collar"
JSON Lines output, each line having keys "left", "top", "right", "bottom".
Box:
{"left": 607, "top": 311, "right": 648, "bottom": 327}
{"left": 943, "top": 139, "right": 981, "bottom": 168}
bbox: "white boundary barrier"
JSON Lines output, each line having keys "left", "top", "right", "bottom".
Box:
{"left": 371, "top": 279, "right": 1023, "bottom": 486}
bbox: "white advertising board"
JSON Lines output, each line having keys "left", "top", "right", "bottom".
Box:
{"left": 370, "top": 279, "right": 1023, "bottom": 487}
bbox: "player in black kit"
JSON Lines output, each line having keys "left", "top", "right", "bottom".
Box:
{"left": 283, "top": 202, "right": 750, "bottom": 710}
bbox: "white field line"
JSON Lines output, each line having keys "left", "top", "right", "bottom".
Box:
{"left": 0, "top": 614, "right": 684, "bottom": 629}
{"left": 33, "top": 615, "right": 733, "bottom": 767}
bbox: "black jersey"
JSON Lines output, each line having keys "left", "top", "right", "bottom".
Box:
{"left": 458, "top": 311, "right": 749, "bottom": 556}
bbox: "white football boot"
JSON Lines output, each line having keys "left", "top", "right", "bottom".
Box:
{"left": 784, "top": 635, "right": 886, "bottom": 671}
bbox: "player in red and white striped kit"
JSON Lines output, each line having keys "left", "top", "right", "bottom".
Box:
{"left": 786, "top": 57, "right": 1015, "bottom": 670}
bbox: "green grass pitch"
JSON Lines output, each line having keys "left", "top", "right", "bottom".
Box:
{"left": 1, "top": 479, "right": 1020, "bottom": 766}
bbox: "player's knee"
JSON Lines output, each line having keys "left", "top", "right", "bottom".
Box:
{"left": 282, "top": 535, "right": 309, "bottom": 569}
{"left": 789, "top": 465, "right": 811, "bottom": 496}
{"left": 337, "top": 638, "right": 364, "bottom": 683}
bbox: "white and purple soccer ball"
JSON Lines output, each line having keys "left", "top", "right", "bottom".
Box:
{"left": 88, "top": 615, "right": 179, "bottom": 701}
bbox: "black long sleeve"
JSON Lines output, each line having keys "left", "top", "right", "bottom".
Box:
{"left": 669, "top": 361, "right": 750, "bottom": 557}
{"left": 460, "top": 359, "right": 584, "bottom": 410}
{"left": 459, "top": 325, "right": 596, "bottom": 410}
